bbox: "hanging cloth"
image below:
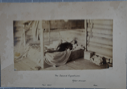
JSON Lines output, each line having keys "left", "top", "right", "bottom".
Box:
{"left": 31, "top": 21, "right": 39, "bottom": 42}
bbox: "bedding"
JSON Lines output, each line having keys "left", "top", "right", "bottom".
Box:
{"left": 44, "top": 49, "right": 71, "bottom": 66}
{"left": 44, "top": 40, "right": 85, "bottom": 66}
{"left": 44, "top": 49, "right": 84, "bottom": 66}
{"left": 44, "top": 46, "right": 84, "bottom": 65}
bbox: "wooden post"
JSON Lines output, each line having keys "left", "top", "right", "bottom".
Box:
{"left": 48, "top": 21, "right": 51, "bottom": 44}
{"left": 31, "top": 21, "right": 38, "bottom": 42}
{"left": 23, "top": 25, "right": 26, "bottom": 47}
{"left": 38, "top": 21, "right": 44, "bottom": 69}
{"left": 36, "top": 21, "right": 39, "bottom": 41}
{"left": 84, "top": 20, "right": 87, "bottom": 51}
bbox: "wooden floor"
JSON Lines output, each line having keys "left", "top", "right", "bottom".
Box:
{"left": 14, "top": 58, "right": 108, "bottom": 71}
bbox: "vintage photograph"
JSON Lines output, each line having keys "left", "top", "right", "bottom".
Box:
{"left": 14, "top": 19, "right": 113, "bottom": 71}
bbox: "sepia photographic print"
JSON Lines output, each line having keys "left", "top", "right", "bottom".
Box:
{"left": 14, "top": 19, "right": 113, "bottom": 71}
{"left": 1, "top": 2, "right": 126, "bottom": 88}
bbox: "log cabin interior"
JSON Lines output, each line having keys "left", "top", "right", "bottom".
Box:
{"left": 14, "top": 19, "right": 113, "bottom": 71}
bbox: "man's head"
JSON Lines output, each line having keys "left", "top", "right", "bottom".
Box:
{"left": 71, "top": 38, "right": 77, "bottom": 45}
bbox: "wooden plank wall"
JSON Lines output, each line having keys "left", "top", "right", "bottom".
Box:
{"left": 43, "top": 29, "right": 86, "bottom": 46}
{"left": 87, "top": 19, "right": 113, "bottom": 58}
{"left": 59, "top": 29, "right": 85, "bottom": 46}
{"left": 43, "top": 30, "right": 60, "bottom": 45}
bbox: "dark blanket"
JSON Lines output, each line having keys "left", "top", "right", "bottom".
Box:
{"left": 56, "top": 42, "right": 73, "bottom": 52}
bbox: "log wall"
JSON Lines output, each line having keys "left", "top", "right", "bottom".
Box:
{"left": 87, "top": 19, "right": 113, "bottom": 58}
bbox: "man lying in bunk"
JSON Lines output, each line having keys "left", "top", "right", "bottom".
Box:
{"left": 36, "top": 38, "right": 85, "bottom": 69}
{"left": 44, "top": 38, "right": 77, "bottom": 55}
{"left": 42, "top": 38, "right": 79, "bottom": 68}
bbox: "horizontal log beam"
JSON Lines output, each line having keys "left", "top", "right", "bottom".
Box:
{"left": 91, "top": 19, "right": 113, "bottom": 25}
{"left": 87, "top": 36, "right": 112, "bottom": 46}
{"left": 88, "top": 42, "right": 112, "bottom": 49}
{"left": 88, "top": 24, "right": 113, "bottom": 30}
{"left": 87, "top": 28, "right": 112, "bottom": 35}
{"left": 88, "top": 32, "right": 112, "bottom": 39}
{"left": 87, "top": 45, "right": 112, "bottom": 58}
